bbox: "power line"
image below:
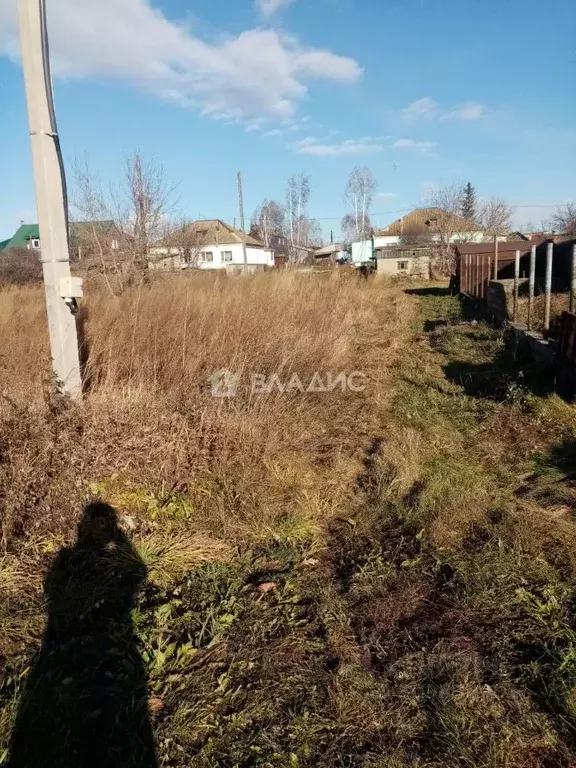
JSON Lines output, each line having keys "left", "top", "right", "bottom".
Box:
{"left": 224, "top": 203, "right": 564, "bottom": 226}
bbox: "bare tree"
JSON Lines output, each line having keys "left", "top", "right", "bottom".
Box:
{"left": 477, "top": 197, "right": 513, "bottom": 239}
{"left": 148, "top": 218, "right": 208, "bottom": 270}
{"left": 342, "top": 166, "right": 376, "bottom": 243}
{"left": 422, "top": 182, "right": 475, "bottom": 273}
{"left": 250, "top": 199, "right": 285, "bottom": 248}
{"left": 301, "top": 218, "right": 323, "bottom": 248}
{"left": 285, "top": 173, "right": 311, "bottom": 262}
{"left": 74, "top": 152, "right": 177, "bottom": 292}
{"left": 548, "top": 203, "right": 576, "bottom": 235}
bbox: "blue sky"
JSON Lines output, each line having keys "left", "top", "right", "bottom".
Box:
{"left": 1, "top": 0, "right": 575, "bottom": 240}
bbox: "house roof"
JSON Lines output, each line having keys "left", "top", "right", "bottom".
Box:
{"left": 377, "top": 207, "right": 480, "bottom": 237}
{"left": 0, "top": 239, "right": 10, "bottom": 252}
{"left": 314, "top": 243, "right": 345, "bottom": 257}
{"left": 6, "top": 224, "right": 40, "bottom": 249}
{"left": 160, "top": 219, "right": 264, "bottom": 248}
{"left": 4, "top": 220, "right": 116, "bottom": 250}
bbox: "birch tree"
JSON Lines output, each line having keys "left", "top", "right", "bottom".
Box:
{"left": 342, "top": 166, "right": 377, "bottom": 243}
{"left": 250, "top": 199, "right": 285, "bottom": 247}
{"left": 285, "top": 173, "right": 311, "bottom": 261}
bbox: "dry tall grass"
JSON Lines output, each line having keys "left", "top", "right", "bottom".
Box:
{"left": 0, "top": 270, "right": 408, "bottom": 550}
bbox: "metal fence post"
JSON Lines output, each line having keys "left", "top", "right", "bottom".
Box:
{"left": 527, "top": 244, "right": 536, "bottom": 331}
{"left": 544, "top": 242, "right": 553, "bottom": 334}
{"left": 493, "top": 235, "right": 499, "bottom": 280}
{"left": 513, "top": 249, "right": 520, "bottom": 321}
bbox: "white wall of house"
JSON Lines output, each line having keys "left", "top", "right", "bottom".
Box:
{"left": 351, "top": 236, "right": 399, "bottom": 263}
{"left": 351, "top": 232, "right": 488, "bottom": 264}
{"left": 376, "top": 255, "right": 430, "bottom": 279}
{"left": 150, "top": 242, "right": 274, "bottom": 270}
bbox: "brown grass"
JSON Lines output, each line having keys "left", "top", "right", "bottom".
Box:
{"left": 0, "top": 270, "right": 408, "bottom": 551}
{"left": 5, "top": 276, "right": 576, "bottom": 767}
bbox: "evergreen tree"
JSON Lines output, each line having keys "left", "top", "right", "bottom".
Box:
{"left": 460, "top": 182, "right": 477, "bottom": 220}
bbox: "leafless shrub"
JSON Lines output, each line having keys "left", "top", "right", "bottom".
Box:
{"left": 0, "top": 249, "right": 42, "bottom": 286}
{"left": 73, "top": 152, "right": 178, "bottom": 293}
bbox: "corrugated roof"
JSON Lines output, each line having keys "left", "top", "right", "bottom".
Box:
{"left": 4, "top": 221, "right": 116, "bottom": 250}
{"left": 160, "top": 219, "right": 264, "bottom": 248}
{"left": 314, "top": 243, "right": 344, "bottom": 257}
{"left": 6, "top": 224, "right": 40, "bottom": 249}
{"left": 378, "top": 207, "right": 480, "bottom": 237}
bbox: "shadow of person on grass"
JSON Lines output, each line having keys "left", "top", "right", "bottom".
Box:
{"left": 8, "top": 502, "right": 157, "bottom": 768}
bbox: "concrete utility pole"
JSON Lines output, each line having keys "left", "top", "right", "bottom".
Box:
{"left": 18, "top": 0, "right": 82, "bottom": 399}
{"left": 237, "top": 171, "right": 248, "bottom": 271}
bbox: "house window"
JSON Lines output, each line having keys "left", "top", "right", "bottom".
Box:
{"left": 111, "top": 239, "right": 119, "bottom": 250}
{"left": 397, "top": 260, "right": 409, "bottom": 273}
{"left": 222, "top": 250, "right": 233, "bottom": 262}
{"left": 28, "top": 238, "right": 40, "bottom": 249}
{"left": 201, "top": 251, "right": 214, "bottom": 263}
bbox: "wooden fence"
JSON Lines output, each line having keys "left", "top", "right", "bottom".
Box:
{"left": 459, "top": 253, "right": 498, "bottom": 299}
{"left": 555, "top": 312, "right": 576, "bottom": 401}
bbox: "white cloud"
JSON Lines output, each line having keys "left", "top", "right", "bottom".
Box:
{"left": 262, "top": 116, "right": 311, "bottom": 137}
{"left": 441, "top": 102, "right": 487, "bottom": 121}
{"left": 401, "top": 97, "right": 439, "bottom": 121}
{"left": 392, "top": 138, "right": 437, "bottom": 154}
{"left": 295, "top": 136, "right": 385, "bottom": 156}
{"left": 257, "top": 0, "right": 296, "bottom": 16}
{"left": 402, "top": 97, "right": 487, "bottom": 122}
{"left": 0, "top": 0, "right": 361, "bottom": 122}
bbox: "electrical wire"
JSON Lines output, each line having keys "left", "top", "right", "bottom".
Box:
{"left": 39, "top": 0, "right": 70, "bottom": 244}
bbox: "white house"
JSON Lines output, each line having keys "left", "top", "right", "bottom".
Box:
{"left": 351, "top": 208, "right": 488, "bottom": 265}
{"left": 150, "top": 219, "right": 274, "bottom": 271}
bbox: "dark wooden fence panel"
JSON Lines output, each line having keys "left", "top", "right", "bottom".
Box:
{"left": 556, "top": 311, "right": 576, "bottom": 401}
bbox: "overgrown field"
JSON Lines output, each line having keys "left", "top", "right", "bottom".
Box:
{"left": 2, "top": 275, "right": 576, "bottom": 767}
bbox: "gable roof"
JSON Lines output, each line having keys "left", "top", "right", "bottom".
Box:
{"left": 5, "top": 224, "right": 40, "bottom": 249}
{"left": 160, "top": 219, "right": 264, "bottom": 248}
{"left": 4, "top": 221, "right": 116, "bottom": 250}
{"left": 377, "top": 207, "right": 480, "bottom": 237}
{"left": 314, "top": 243, "right": 345, "bottom": 257}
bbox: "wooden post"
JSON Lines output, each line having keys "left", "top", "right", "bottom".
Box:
{"left": 544, "top": 241, "right": 553, "bottom": 334}
{"left": 571, "top": 243, "right": 576, "bottom": 315}
{"left": 493, "top": 235, "right": 499, "bottom": 280}
{"left": 513, "top": 249, "right": 520, "bottom": 321}
{"left": 527, "top": 244, "right": 536, "bottom": 331}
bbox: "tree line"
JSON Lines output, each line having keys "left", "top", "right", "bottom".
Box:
{"left": 11, "top": 151, "right": 572, "bottom": 290}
